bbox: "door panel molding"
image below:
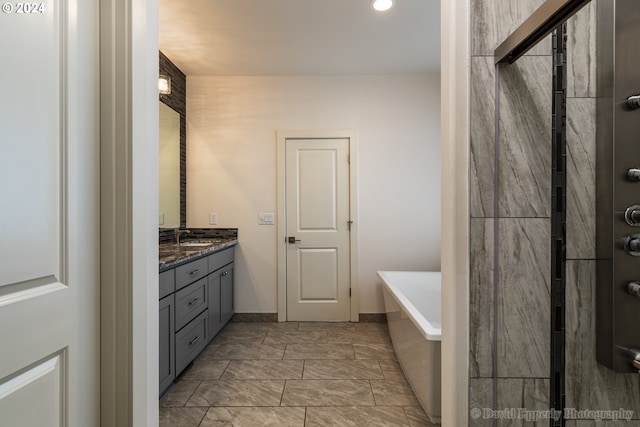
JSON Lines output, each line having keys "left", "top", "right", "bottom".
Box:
{"left": 276, "top": 130, "right": 359, "bottom": 322}
{"left": 0, "top": 351, "right": 66, "bottom": 426}
{"left": 0, "top": 276, "right": 66, "bottom": 308}
{"left": 298, "top": 248, "right": 339, "bottom": 301}
{"left": 1, "top": 0, "right": 67, "bottom": 289}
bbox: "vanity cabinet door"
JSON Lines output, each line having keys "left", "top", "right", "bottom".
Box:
{"left": 159, "top": 294, "right": 175, "bottom": 396}
{"left": 159, "top": 269, "right": 175, "bottom": 299}
{"left": 175, "top": 310, "right": 208, "bottom": 375}
{"left": 220, "top": 263, "right": 234, "bottom": 324}
{"left": 208, "top": 271, "right": 223, "bottom": 341}
{"left": 175, "top": 277, "right": 208, "bottom": 331}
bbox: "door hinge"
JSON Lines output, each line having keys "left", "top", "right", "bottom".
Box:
{"left": 349, "top": 288, "right": 352, "bottom": 297}
{"left": 348, "top": 220, "right": 353, "bottom": 231}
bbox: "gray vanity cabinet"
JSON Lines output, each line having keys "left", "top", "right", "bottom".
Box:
{"left": 207, "top": 247, "right": 235, "bottom": 341}
{"left": 159, "top": 244, "right": 235, "bottom": 397}
{"left": 207, "top": 270, "right": 223, "bottom": 339}
{"left": 158, "top": 294, "right": 175, "bottom": 396}
{"left": 220, "top": 264, "right": 234, "bottom": 324}
{"left": 159, "top": 270, "right": 175, "bottom": 396}
{"left": 206, "top": 264, "right": 233, "bottom": 339}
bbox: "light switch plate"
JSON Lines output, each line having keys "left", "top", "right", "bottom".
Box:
{"left": 159, "top": 213, "right": 164, "bottom": 225}
{"left": 258, "top": 213, "right": 275, "bottom": 225}
{"left": 209, "top": 212, "right": 218, "bottom": 225}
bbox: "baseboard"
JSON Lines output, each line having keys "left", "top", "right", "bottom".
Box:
{"left": 359, "top": 313, "right": 387, "bottom": 322}
{"left": 231, "top": 313, "right": 387, "bottom": 322}
{"left": 231, "top": 313, "right": 278, "bottom": 322}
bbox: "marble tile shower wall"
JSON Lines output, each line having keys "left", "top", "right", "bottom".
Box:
{"left": 469, "top": 0, "right": 640, "bottom": 424}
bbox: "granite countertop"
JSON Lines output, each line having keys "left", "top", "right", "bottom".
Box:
{"left": 159, "top": 238, "right": 238, "bottom": 272}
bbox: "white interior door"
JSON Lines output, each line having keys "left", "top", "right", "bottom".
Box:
{"left": 284, "top": 138, "right": 351, "bottom": 321}
{"left": 0, "top": 1, "right": 100, "bottom": 425}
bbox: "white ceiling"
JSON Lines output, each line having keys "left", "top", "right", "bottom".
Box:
{"left": 159, "top": 0, "right": 440, "bottom": 76}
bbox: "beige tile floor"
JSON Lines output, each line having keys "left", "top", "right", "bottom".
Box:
{"left": 160, "top": 321, "right": 437, "bottom": 426}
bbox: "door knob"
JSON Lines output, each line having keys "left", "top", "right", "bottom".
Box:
{"left": 288, "top": 236, "right": 301, "bottom": 244}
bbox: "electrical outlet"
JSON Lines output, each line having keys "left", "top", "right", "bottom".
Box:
{"left": 159, "top": 213, "right": 164, "bottom": 225}
{"left": 258, "top": 213, "right": 275, "bottom": 225}
{"left": 209, "top": 212, "right": 218, "bottom": 225}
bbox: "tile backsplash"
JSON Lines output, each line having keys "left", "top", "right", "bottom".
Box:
{"left": 159, "top": 228, "right": 238, "bottom": 244}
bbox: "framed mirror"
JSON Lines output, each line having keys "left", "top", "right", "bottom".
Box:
{"left": 159, "top": 102, "right": 180, "bottom": 228}
{"left": 159, "top": 51, "right": 186, "bottom": 230}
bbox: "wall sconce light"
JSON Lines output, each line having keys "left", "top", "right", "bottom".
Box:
{"left": 159, "top": 75, "right": 171, "bottom": 95}
{"left": 371, "top": 0, "right": 395, "bottom": 12}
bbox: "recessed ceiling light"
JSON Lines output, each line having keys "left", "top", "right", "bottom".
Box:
{"left": 371, "top": 0, "right": 395, "bottom": 12}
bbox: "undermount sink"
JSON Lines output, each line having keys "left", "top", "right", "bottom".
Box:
{"left": 180, "top": 241, "right": 215, "bottom": 247}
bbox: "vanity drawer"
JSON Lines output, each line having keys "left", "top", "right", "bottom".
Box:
{"left": 175, "top": 277, "right": 208, "bottom": 331}
{"left": 208, "top": 247, "right": 234, "bottom": 273}
{"left": 159, "top": 269, "right": 175, "bottom": 300}
{"left": 175, "top": 257, "right": 208, "bottom": 290}
{"left": 175, "top": 310, "right": 208, "bottom": 375}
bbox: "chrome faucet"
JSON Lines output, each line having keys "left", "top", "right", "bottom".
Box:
{"left": 175, "top": 229, "right": 191, "bottom": 246}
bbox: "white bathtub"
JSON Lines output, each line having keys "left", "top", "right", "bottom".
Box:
{"left": 378, "top": 271, "right": 441, "bottom": 424}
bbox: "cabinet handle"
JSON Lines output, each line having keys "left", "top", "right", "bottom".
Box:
{"left": 221, "top": 272, "right": 227, "bottom": 277}
{"left": 187, "top": 297, "right": 200, "bottom": 306}
{"left": 189, "top": 269, "right": 200, "bottom": 276}
{"left": 189, "top": 335, "right": 200, "bottom": 346}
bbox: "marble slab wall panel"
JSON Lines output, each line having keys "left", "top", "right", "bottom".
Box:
{"left": 470, "top": 0, "right": 640, "bottom": 422}
{"left": 497, "top": 218, "right": 550, "bottom": 378}
{"left": 470, "top": 219, "right": 494, "bottom": 378}
{"left": 566, "top": 1, "right": 597, "bottom": 98}
{"left": 469, "top": 378, "right": 493, "bottom": 427}
{"left": 469, "top": 378, "right": 550, "bottom": 426}
{"left": 565, "top": 261, "right": 640, "bottom": 418}
{"left": 566, "top": 98, "right": 596, "bottom": 260}
{"left": 497, "top": 378, "right": 550, "bottom": 427}
{"left": 471, "top": 0, "right": 550, "bottom": 57}
{"left": 469, "top": 0, "right": 557, "bottom": 418}
{"left": 497, "top": 56, "right": 552, "bottom": 218}
{"left": 470, "top": 57, "right": 497, "bottom": 218}
{"left": 564, "top": 1, "right": 640, "bottom": 417}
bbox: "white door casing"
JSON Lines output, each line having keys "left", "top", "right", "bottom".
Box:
{"left": 441, "top": 0, "right": 470, "bottom": 424}
{"left": 0, "top": 0, "right": 100, "bottom": 426}
{"left": 277, "top": 130, "right": 359, "bottom": 322}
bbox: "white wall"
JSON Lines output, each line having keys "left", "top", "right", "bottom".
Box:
{"left": 187, "top": 74, "right": 441, "bottom": 313}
